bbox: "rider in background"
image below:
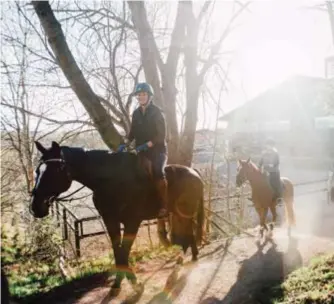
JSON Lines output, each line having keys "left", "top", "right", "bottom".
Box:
{"left": 258, "top": 138, "right": 283, "bottom": 204}
{"left": 117, "top": 82, "right": 168, "bottom": 218}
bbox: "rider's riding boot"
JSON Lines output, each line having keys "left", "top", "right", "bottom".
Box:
{"left": 275, "top": 183, "right": 283, "bottom": 205}
{"left": 156, "top": 178, "right": 169, "bottom": 218}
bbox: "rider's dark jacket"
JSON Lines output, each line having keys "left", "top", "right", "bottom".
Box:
{"left": 258, "top": 147, "right": 279, "bottom": 173}
{"left": 128, "top": 102, "right": 167, "bottom": 153}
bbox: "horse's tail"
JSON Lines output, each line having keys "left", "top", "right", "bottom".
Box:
{"left": 196, "top": 186, "right": 205, "bottom": 246}
{"left": 284, "top": 180, "right": 296, "bottom": 227}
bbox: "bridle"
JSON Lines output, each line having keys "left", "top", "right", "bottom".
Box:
{"left": 30, "top": 157, "right": 86, "bottom": 205}
{"left": 236, "top": 163, "right": 249, "bottom": 186}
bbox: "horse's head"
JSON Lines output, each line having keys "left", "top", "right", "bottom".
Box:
{"left": 30, "top": 141, "right": 72, "bottom": 218}
{"left": 236, "top": 157, "right": 251, "bottom": 187}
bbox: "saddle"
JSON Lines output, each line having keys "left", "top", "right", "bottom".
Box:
{"left": 136, "top": 154, "right": 153, "bottom": 181}
{"left": 261, "top": 170, "right": 284, "bottom": 201}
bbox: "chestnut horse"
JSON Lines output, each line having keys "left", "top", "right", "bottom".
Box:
{"left": 236, "top": 158, "right": 295, "bottom": 239}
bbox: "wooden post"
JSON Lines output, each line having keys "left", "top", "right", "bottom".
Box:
{"left": 62, "top": 209, "right": 68, "bottom": 240}
{"left": 55, "top": 202, "right": 60, "bottom": 228}
{"left": 74, "top": 221, "right": 81, "bottom": 258}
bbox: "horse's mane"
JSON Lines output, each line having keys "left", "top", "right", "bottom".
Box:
{"left": 248, "top": 160, "right": 260, "bottom": 172}
{"left": 60, "top": 146, "right": 138, "bottom": 180}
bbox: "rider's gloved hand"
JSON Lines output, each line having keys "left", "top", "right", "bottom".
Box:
{"left": 136, "top": 143, "right": 149, "bottom": 152}
{"left": 117, "top": 144, "right": 127, "bottom": 152}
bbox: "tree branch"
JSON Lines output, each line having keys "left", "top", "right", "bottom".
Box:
{"left": 199, "top": 1, "right": 250, "bottom": 81}
{"left": 1, "top": 102, "right": 93, "bottom": 126}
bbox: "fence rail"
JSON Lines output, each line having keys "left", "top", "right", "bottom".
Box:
{"left": 52, "top": 178, "right": 329, "bottom": 257}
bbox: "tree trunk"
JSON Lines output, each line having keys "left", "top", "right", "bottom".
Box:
{"left": 128, "top": 1, "right": 189, "bottom": 164}
{"left": 178, "top": 3, "right": 200, "bottom": 167}
{"left": 162, "top": 2, "right": 188, "bottom": 164}
{"left": 327, "top": 1, "right": 334, "bottom": 46}
{"left": 32, "top": 1, "right": 121, "bottom": 150}
{"left": 127, "top": 1, "right": 164, "bottom": 109}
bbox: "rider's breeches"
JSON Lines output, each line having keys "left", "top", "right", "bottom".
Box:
{"left": 269, "top": 171, "right": 282, "bottom": 196}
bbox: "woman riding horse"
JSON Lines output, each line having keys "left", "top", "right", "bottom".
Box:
{"left": 258, "top": 138, "right": 283, "bottom": 204}
{"left": 117, "top": 82, "right": 168, "bottom": 219}
{"left": 236, "top": 158, "right": 295, "bottom": 240}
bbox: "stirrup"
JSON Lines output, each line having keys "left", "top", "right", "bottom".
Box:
{"left": 276, "top": 197, "right": 284, "bottom": 205}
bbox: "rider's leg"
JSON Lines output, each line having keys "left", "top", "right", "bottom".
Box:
{"left": 269, "top": 171, "right": 283, "bottom": 204}
{"left": 152, "top": 151, "right": 168, "bottom": 218}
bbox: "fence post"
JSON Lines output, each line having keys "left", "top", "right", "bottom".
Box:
{"left": 62, "top": 208, "right": 68, "bottom": 241}
{"left": 74, "top": 220, "right": 81, "bottom": 258}
{"left": 56, "top": 202, "right": 60, "bottom": 228}
{"left": 50, "top": 203, "right": 54, "bottom": 217}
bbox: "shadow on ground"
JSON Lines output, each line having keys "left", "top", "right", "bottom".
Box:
{"left": 200, "top": 237, "right": 302, "bottom": 304}
{"left": 145, "top": 239, "right": 233, "bottom": 304}
{"left": 14, "top": 272, "right": 111, "bottom": 304}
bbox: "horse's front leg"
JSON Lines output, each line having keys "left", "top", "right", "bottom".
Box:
{"left": 103, "top": 221, "right": 123, "bottom": 297}
{"left": 255, "top": 205, "right": 268, "bottom": 244}
{"left": 260, "top": 206, "right": 269, "bottom": 240}
{"left": 120, "top": 221, "right": 143, "bottom": 293}
{"left": 268, "top": 204, "right": 278, "bottom": 239}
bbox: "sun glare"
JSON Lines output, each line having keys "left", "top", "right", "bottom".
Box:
{"left": 240, "top": 40, "right": 310, "bottom": 96}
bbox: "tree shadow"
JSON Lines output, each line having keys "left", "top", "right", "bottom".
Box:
{"left": 14, "top": 271, "right": 111, "bottom": 304}
{"left": 200, "top": 237, "right": 303, "bottom": 304}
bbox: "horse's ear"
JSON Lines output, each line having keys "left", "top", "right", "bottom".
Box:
{"left": 51, "top": 141, "right": 60, "bottom": 151}
{"left": 246, "top": 157, "right": 251, "bottom": 163}
{"left": 35, "top": 141, "right": 47, "bottom": 154}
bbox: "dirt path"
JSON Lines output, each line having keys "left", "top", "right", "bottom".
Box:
{"left": 27, "top": 227, "right": 333, "bottom": 304}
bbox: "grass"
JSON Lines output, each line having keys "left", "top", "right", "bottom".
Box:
{"left": 270, "top": 253, "right": 334, "bottom": 304}
{"left": 5, "top": 244, "right": 181, "bottom": 300}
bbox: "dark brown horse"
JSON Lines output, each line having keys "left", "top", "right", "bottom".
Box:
{"left": 236, "top": 158, "right": 295, "bottom": 239}
{"left": 29, "top": 141, "right": 204, "bottom": 298}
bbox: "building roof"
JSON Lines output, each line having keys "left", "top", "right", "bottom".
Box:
{"left": 219, "top": 75, "right": 334, "bottom": 122}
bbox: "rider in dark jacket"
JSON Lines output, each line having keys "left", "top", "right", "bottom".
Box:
{"left": 258, "top": 138, "right": 283, "bottom": 203}
{"left": 117, "top": 82, "right": 168, "bottom": 218}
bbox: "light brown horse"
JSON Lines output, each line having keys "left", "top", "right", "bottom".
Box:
{"left": 236, "top": 158, "right": 295, "bottom": 239}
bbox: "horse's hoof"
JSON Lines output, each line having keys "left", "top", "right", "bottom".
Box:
{"left": 132, "top": 282, "right": 144, "bottom": 295}
{"left": 255, "top": 239, "right": 261, "bottom": 248}
{"left": 191, "top": 256, "right": 198, "bottom": 262}
{"left": 176, "top": 255, "right": 184, "bottom": 265}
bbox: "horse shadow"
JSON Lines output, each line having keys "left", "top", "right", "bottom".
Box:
{"left": 142, "top": 239, "right": 232, "bottom": 304}
{"left": 200, "top": 237, "right": 303, "bottom": 304}
{"left": 13, "top": 271, "right": 111, "bottom": 304}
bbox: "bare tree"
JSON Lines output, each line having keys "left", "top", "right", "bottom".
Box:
{"left": 128, "top": 1, "right": 250, "bottom": 165}
{"left": 0, "top": 3, "right": 88, "bottom": 215}
{"left": 27, "top": 1, "right": 248, "bottom": 164}
{"left": 31, "top": 1, "right": 122, "bottom": 150}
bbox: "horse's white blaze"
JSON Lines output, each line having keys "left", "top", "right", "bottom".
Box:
{"left": 35, "top": 163, "right": 47, "bottom": 189}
